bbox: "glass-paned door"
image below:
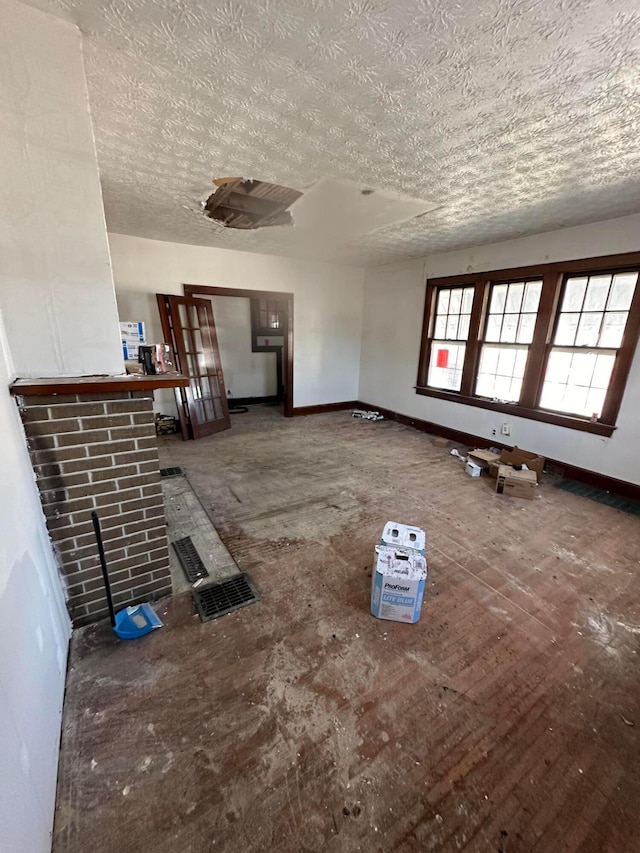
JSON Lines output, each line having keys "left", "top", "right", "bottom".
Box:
{"left": 157, "top": 294, "right": 231, "bottom": 439}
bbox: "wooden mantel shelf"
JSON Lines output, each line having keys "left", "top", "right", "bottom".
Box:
{"left": 10, "top": 374, "right": 190, "bottom": 396}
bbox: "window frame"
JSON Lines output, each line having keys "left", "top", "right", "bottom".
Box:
{"left": 425, "top": 284, "right": 475, "bottom": 393}
{"left": 416, "top": 252, "right": 640, "bottom": 437}
{"left": 474, "top": 277, "right": 544, "bottom": 403}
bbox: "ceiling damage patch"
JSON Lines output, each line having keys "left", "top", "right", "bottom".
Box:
{"left": 288, "top": 179, "right": 440, "bottom": 242}
{"left": 204, "top": 178, "right": 302, "bottom": 230}
{"left": 203, "top": 176, "right": 439, "bottom": 245}
{"left": 39, "top": 0, "right": 640, "bottom": 263}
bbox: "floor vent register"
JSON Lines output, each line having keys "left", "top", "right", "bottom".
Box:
{"left": 172, "top": 536, "right": 260, "bottom": 623}
{"left": 192, "top": 574, "right": 260, "bottom": 623}
{"left": 160, "top": 466, "right": 184, "bottom": 478}
{"left": 172, "top": 536, "right": 210, "bottom": 583}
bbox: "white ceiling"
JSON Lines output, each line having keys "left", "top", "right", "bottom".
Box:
{"left": 21, "top": 0, "right": 640, "bottom": 266}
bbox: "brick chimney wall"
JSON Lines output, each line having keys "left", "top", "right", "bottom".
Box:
{"left": 17, "top": 391, "right": 172, "bottom": 626}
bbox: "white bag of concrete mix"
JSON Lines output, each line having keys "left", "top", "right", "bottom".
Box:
{"left": 371, "top": 544, "right": 427, "bottom": 624}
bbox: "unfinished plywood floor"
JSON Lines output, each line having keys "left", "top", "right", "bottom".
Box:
{"left": 54, "top": 407, "right": 640, "bottom": 853}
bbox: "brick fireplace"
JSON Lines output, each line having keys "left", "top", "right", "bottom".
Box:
{"left": 12, "top": 376, "right": 188, "bottom": 626}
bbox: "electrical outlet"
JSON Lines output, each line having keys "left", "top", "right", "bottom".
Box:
{"left": 491, "top": 427, "right": 497, "bottom": 436}
{"left": 501, "top": 423, "right": 510, "bottom": 436}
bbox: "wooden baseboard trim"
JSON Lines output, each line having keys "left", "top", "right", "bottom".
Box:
{"left": 359, "top": 401, "right": 640, "bottom": 502}
{"left": 292, "top": 400, "right": 359, "bottom": 416}
{"left": 361, "top": 403, "right": 494, "bottom": 449}
{"left": 228, "top": 395, "right": 281, "bottom": 407}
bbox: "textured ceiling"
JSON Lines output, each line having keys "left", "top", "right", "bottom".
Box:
{"left": 20, "top": 0, "right": 640, "bottom": 266}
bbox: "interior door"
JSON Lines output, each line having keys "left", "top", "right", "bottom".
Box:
{"left": 157, "top": 294, "right": 231, "bottom": 439}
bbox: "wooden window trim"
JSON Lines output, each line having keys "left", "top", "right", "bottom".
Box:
{"left": 416, "top": 251, "right": 640, "bottom": 438}
{"left": 460, "top": 279, "right": 486, "bottom": 396}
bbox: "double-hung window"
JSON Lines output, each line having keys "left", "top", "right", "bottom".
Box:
{"left": 476, "top": 279, "right": 542, "bottom": 403}
{"left": 427, "top": 286, "right": 474, "bottom": 392}
{"left": 540, "top": 272, "right": 637, "bottom": 419}
{"left": 416, "top": 253, "right": 640, "bottom": 436}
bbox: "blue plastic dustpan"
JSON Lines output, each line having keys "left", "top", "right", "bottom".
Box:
{"left": 114, "top": 603, "right": 163, "bottom": 640}
{"left": 92, "top": 510, "right": 165, "bottom": 641}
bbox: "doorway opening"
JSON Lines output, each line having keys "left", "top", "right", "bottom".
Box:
{"left": 210, "top": 294, "right": 285, "bottom": 410}
{"left": 157, "top": 285, "right": 293, "bottom": 440}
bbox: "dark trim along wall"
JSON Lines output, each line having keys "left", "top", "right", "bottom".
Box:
{"left": 292, "top": 399, "right": 640, "bottom": 501}
{"left": 229, "top": 395, "right": 281, "bottom": 407}
{"left": 292, "top": 401, "right": 360, "bottom": 416}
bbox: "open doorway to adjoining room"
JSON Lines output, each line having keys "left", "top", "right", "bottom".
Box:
{"left": 157, "top": 285, "right": 293, "bottom": 440}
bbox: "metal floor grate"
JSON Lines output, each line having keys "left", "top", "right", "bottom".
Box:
{"left": 555, "top": 479, "right": 640, "bottom": 516}
{"left": 172, "top": 536, "right": 210, "bottom": 583}
{"left": 160, "top": 466, "right": 184, "bottom": 478}
{"left": 192, "top": 573, "right": 260, "bottom": 622}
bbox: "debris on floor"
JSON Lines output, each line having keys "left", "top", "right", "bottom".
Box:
{"left": 450, "top": 448, "right": 467, "bottom": 462}
{"left": 155, "top": 413, "right": 179, "bottom": 435}
{"left": 432, "top": 436, "right": 449, "bottom": 447}
{"left": 352, "top": 409, "right": 384, "bottom": 421}
{"left": 452, "top": 445, "right": 545, "bottom": 497}
{"left": 499, "top": 445, "right": 545, "bottom": 480}
{"left": 468, "top": 448, "right": 501, "bottom": 475}
{"left": 496, "top": 464, "right": 538, "bottom": 500}
{"left": 465, "top": 458, "right": 483, "bottom": 477}
{"left": 371, "top": 521, "right": 427, "bottom": 623}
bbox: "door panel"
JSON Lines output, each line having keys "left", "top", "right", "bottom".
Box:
{"left": 157, "top": 294, "right": 231, "bottom": 439}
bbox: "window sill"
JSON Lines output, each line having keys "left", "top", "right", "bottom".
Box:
{"left": 414, "top": 386, "right": 616, "bottom": 437}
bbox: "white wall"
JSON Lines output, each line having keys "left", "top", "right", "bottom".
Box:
{"left": 210, "top": 296, "right": 277, "bottom": 399}
{"left": 359, "top": 213, "right": 640, "bottom": 485}
{"left": 0, "top": 4, "right": 122, "bottom": 849}
{"left": 110, "top": 233, "right": 365, "bottom": 411}
{"left": 0, "top": 308, "right": 71, "bottom": 853}
{"left": 0, "top": 0, "right": 123, "bottom": 378}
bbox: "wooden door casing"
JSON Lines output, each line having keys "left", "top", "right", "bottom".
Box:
{"left": 183, "top": 284, "right": 294, "bottom": 417}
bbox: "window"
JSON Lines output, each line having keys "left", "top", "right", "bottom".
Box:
{"left": 253, "top": 298, "right": 285, "bottom": 332}
{"left": 416, "top": 253, "right": 640, "bottom": 436}
{"left": 476, "top": 279, "right": 542, "bottom": 403}
{"left": 428, "top": 286, "right": 474, "bottom": 391}
{"left": 540, "top": 272, "right": 637, "bottom": 418}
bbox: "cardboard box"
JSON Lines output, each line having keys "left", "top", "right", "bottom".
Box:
{"left": 499, "top": 446, "right": 544, "bottom": 481}
{"left": 371, "top": 545, "right": 427, "bottom": 623}
{"left": 465, "top": 460, "right": 482, "bottom": 477}
{"left": 495, "top": 464, "right": 537, "bottom": 500}
{"left": 120, "top": 321, "right": 146, "bottom": 360}
{"left": 470, "top": 446, "right": 545, "bottom": 480}
{"left": 468, "top": 449, "right": 501, "bottom": 471}
{"left": 380, "top": 521, "right": 426, "bottom": 554}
